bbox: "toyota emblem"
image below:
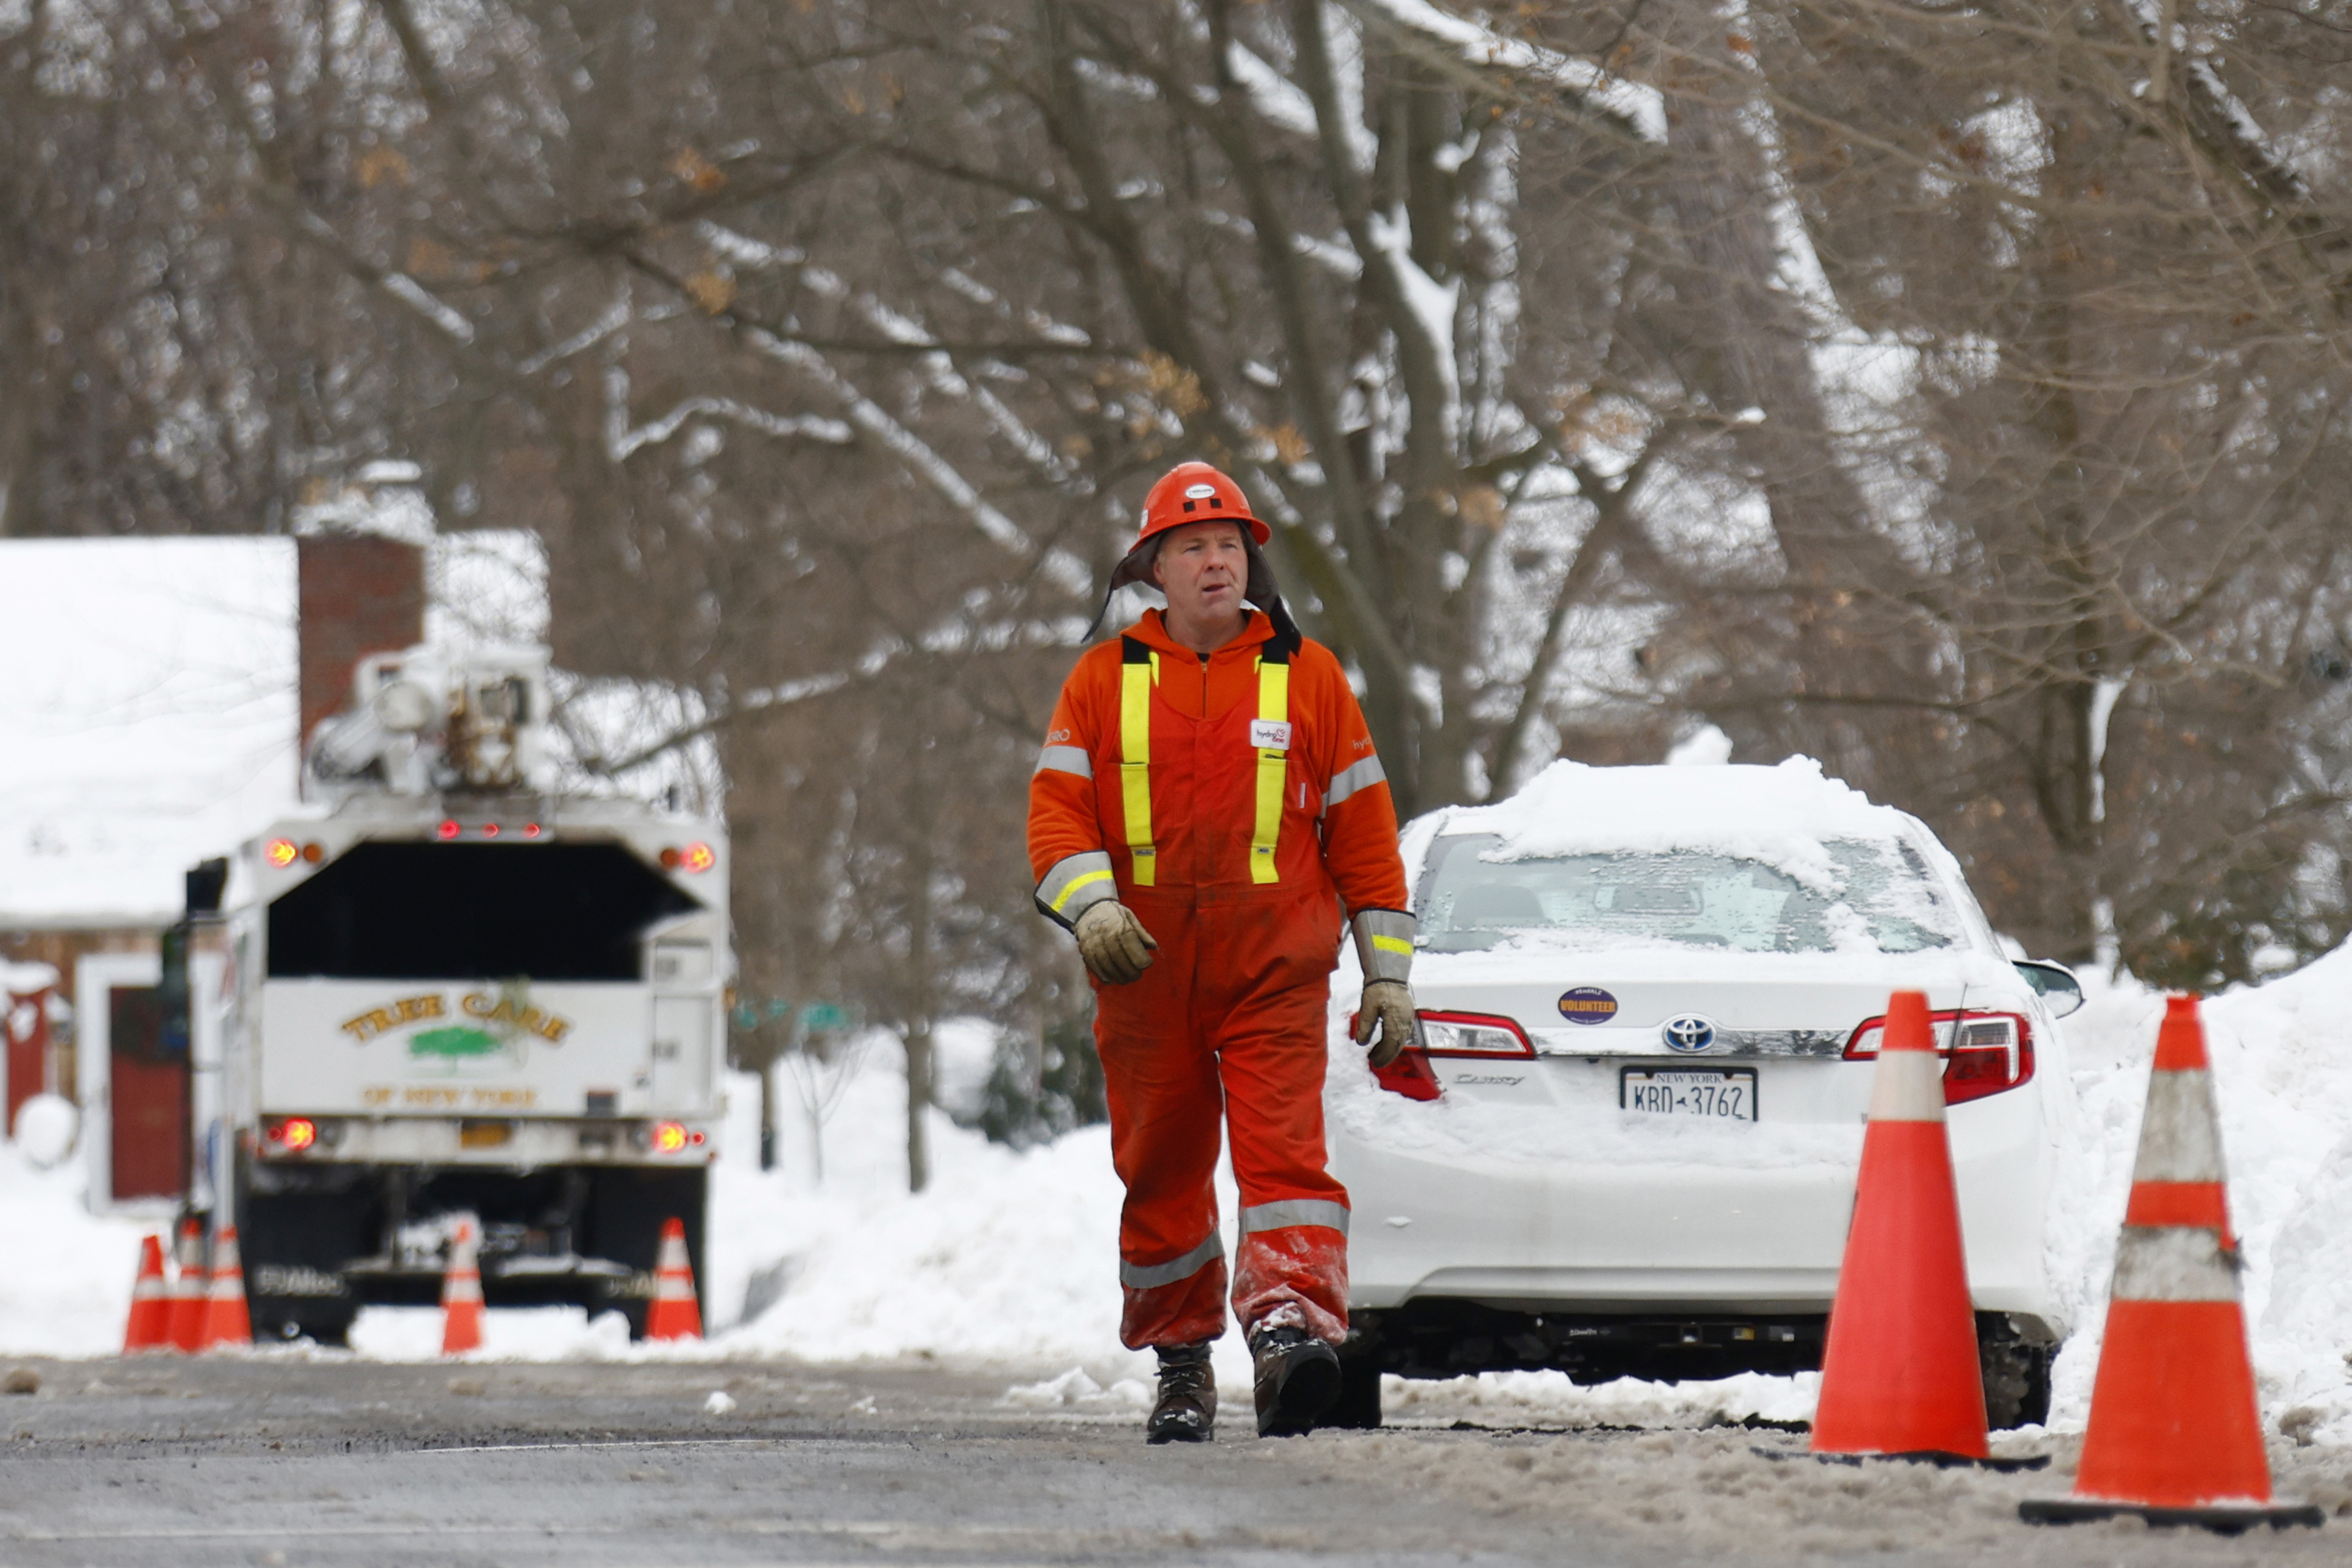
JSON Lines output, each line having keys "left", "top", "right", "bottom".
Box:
{"left": 1661, "top": 1013, "right": 1718, "bottom": 1053}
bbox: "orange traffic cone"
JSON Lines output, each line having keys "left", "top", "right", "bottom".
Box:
{"left": 440, "top": 1215, "right": 485, "bottom": 1356}
{"left": 198, "top": 1226, "right": 253, "bottom": 1352}
{"left": 644, "top": 1218, "right": 702, "bottom": 1341}
{"left": 167, "top": 1217, "right": 209, "bottom": 1355}
{"left": 2023, "top": 996, "right": 2323, "bottom": 1529}
{"left": 1810, "top": 989, "right": 1987, "bottom": 1460}
{"left": 122, "top": 1233, "right": 171, "bottom": 1353}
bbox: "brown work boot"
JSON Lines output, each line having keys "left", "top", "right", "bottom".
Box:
{"left": 1250, "top": 1324, "right": 1340, "bottom": 1437}
{"left": 1146, "top": 1341, "right": 1216, "bottom": 1444}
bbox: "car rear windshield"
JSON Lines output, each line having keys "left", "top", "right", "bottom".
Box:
{"left": 1415, "top": 834, "right": 1959, "bottom": 955}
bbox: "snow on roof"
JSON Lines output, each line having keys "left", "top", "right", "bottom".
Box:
{"left": 0, "top": 530, "right": 559, "bottom": 928}
{"left": 1412, "top": 757, "right": 1927, "bottom": 893}
{"left": 0, "top": 538, "right": 301, "bottom": 928}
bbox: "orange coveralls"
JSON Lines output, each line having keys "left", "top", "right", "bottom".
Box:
{"left": 1028, "top": 608, "right": 1409, "bottom": 1348}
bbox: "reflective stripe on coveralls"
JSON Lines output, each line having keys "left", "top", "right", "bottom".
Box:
{"left": 1240, "top": 1200, "right": 1350, "bottom": 1235}
{"left": 1350, "top": 908, "right": 1416, "bottom": 987}
{"left": 1322, "top": 753, "right": 1386, "bottom": 813}
{"left": 1118, "top": 1231, "right": 1226, "bottom": 1290}
{"left": 1249, "top": 651, "right": 1290, "bottom": 885}
{"left": 1122, "top": 636, "right": 1294, "bottom": 889}
{"left": 1036, "top": 744, "right": 1093, "bottom": 779}
{"left": 1034, "top": 849, "right": 1117, "bottom": 925}
{"left": 1120, "top": 641, "right": 1157, "bottom": 887}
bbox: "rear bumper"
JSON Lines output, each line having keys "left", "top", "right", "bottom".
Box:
{"left": 250, "top": 1116, "right": 717, "bottom": 1168}
{"left": 1332, "top": 1121, "right": 2061, "bottom": 1330}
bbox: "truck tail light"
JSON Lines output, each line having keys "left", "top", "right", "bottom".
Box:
{"left": 1844, "top": 1009, "right": 2034, "bottom": 1105}
{"left": 267, "top": 1117, "right": 318, "bottom": 1152}
{"left": 652, "top": 1120, "right": 690, "bottom": 1153}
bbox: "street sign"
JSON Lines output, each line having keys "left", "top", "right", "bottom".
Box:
{"left": 800, "top": 1004, "right": 857, "bottom": 1033}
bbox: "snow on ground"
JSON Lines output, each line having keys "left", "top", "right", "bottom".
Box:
{"left": 12, "top": 958, "right": 2352, "bottom": 1447}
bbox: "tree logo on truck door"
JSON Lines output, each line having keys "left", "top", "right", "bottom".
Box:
{"left": 410, "top": 1026, "right": 503, "bottom": 1060}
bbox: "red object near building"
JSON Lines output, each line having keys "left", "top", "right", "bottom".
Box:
{"left": 3, "top": 980, "right": 53, "bottom": 1135}
{"left": 106, "top": 985, "right": 188, "bottom": 1201}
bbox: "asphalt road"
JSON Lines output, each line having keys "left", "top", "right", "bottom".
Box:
{"left": 0, "top": 1356, "right": 2344, "bottom": 1568}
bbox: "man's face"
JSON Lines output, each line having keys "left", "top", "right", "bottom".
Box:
{"left": 1151, "top": 521, "right": 1249, "bottom": 623}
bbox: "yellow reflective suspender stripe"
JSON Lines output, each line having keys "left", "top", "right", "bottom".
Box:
{"left": 1120, "top": 641, "right": 1156, "bottom": 887}
{"left": 1249, "top": 653, "right": 1290, "bottom": 884}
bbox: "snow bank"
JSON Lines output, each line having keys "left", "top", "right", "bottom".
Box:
{"left": 0, "top": 1139, "right": 151, "bottom": 1357}
{"left": 2048, "top": 953, "right": 2352, "bottom": 1445}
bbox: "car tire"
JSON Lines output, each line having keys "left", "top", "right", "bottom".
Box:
{"left": 1320, "top": 1354, "right": 1384, "bottom": 1430}
{"left": 1978, "top": 1322, "right": 2053, "bottom": 1430}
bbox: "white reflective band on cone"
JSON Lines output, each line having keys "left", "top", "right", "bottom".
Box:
{"left": 1865, "top": 1046, "right": 1947, "bottom": 1123}
{"left": 2110, "top": 1224, "right": 2241, "bottom": 1303}
{"left": 2132, "top": 1070, "right": 2227, "bottom": 1183}
{"left": 1119, "top": 1232, "right": 1224, "bottom": 1290}
{"left": 1240, "top": 1200, "right": 1350, "bottom": 1235}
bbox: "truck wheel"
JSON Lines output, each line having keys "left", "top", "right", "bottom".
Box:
{"left": 1978, "top": 1318, "right": 2053, "bottom": 1429}
{"left": 249, "top": 1302, "right": 355, "bottom": 1348}
{"left": 1321, "top": 1354, "right": 1384, "bottom": 1429}
{"left": 586, "top": 1166, "right": 708, "bottom": 1339}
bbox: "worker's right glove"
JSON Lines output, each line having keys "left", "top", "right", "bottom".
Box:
{"left": 1073, "top": 900, "right": 1159, "bottom": 985}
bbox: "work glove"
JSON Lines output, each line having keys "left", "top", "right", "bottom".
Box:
{"left": 1354, "top": 980, "right": 1419, "bottom": 1069}
{"left": 1073, "top": 900, "right": 1158, "bottom": 985}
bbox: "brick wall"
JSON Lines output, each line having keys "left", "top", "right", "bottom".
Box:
{"left": 297, "top": 535, "right": 425, "bottom": 747}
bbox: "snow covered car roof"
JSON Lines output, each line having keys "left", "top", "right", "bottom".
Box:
{"left": 1401, "top": 758, "right": 1995, "bottom": 960}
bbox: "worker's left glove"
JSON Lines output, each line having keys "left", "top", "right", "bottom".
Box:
{"left": 1353, "top": 980, "right": 1420, "bottom": 1069}
{"left": 1348, "top": 909, "right": 1419, "bottom": 1068}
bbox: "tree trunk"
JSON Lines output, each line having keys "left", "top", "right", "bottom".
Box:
{"left": 904, "top": 828, "right": 936, "bottom": 1195}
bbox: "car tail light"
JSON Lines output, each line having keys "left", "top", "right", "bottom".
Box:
{"left": 1371, "top": 1049, "right": 1443, "bottom": 1102}
{"left": 1354, "top": 1008, "right": 1533, "bottom": 1100}
{"left": 1417, "top": 1011, "right": 1535, "bottom": 1059}
{"left": 1844, "top": 1009, "right": 2034, "bottom": 1105}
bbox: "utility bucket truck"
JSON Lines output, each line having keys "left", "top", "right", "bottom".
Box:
{"left": 210, "top": 645, "right": 727, "bottom": 1345}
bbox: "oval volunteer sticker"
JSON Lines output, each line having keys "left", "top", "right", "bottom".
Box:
{"left": 1558, "top": 987, "right": 1618, "bottom": 1025}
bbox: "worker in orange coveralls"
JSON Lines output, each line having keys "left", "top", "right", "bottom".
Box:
{"left": 1028, "top": 461, "right": 1420, "bottom": 1443}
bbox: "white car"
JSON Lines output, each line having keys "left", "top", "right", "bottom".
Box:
{"left": 1325, "top": 759, "right": 2082, "bottom": 1429}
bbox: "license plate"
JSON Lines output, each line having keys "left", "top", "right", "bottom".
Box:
{"left": 1621, "top": 1068, "right": 1757, "bottom": 1121}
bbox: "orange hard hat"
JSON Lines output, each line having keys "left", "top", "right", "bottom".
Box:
{"left": 1136, "top": 461, "right": 1269, "bottom": 550}
{"left": 1091, "top": 460, "right": 1298, "bottom": 649}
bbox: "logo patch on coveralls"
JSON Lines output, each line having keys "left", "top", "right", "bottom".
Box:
{"left": 1250, "top": 720, "right": 1292, "bottom": 750}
